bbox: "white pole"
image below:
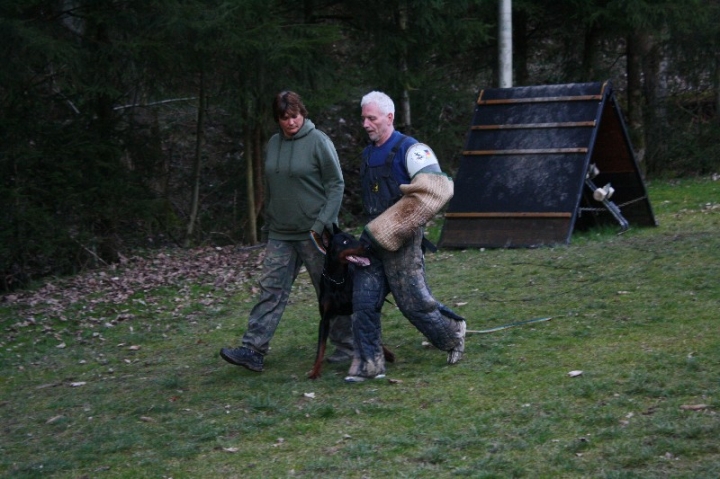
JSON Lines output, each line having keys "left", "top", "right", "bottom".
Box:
{"left": 498, "top": 0, "right": 513, "bottom": 88}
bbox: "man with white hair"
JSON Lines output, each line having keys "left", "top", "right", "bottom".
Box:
{"left": 344, "top": 91, "right": 466, "bottom": 382}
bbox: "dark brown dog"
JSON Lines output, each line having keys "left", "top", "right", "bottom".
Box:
{"left": 308, "top": 225, "right": 394, "bottom": 379}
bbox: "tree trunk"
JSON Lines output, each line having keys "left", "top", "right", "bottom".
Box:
{"left": 514, "top": 9, "right": 528, "bottom": 86}
{"left": 244, "top": 114, "right": 257, "bottom": 244}
{"left": 626, "top": 33, "right": 646, "bottom": 164}
{"left": 716, "top": 53, "right": 720, "bottom": 126}
{"left": 253, "top": 124, "right": 264, "bottom": 219}
{"left": 642, "top": 33, "right": 667, "bottom": 174}
{"left": 397, "top": 1, "right": 411, "bottom": 133}
{"left": 581, "top": 25, "right": 598, "bottom": 82}
{"left": 185, "top": 70, "right": 205, "bottom": 247}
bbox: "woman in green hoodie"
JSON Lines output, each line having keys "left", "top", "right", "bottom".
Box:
{"left": 220, "top": 91, "right": 352, "bottom": 373}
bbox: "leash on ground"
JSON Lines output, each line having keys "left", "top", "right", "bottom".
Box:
{"left": 466, "top": 316, "right": 552, "bottom": 334}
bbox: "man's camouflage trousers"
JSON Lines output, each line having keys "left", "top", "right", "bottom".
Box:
{"left": 348, "top": 228, "right": 464, "bottom": 378}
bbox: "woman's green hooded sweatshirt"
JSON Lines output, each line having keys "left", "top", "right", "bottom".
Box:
{"left": 264, "top": 118, "right": 344, "bottom": 241}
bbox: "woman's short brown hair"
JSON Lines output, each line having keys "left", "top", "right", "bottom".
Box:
{"left": 272, "top": 91, "right": 308, "bottom": 122}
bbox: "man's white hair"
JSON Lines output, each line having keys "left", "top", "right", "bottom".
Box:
{"left": 361, "top": 91, "right": 395, "bottom": 115}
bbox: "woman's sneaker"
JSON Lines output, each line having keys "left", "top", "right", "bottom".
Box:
{"left": 220, "top": 346, "right": 264, "bottom": 372}
{"left": 344, "top": 374, "right": 386, "bottom": 383}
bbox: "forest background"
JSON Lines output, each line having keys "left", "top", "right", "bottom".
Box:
{"left": 2, "top": 0, "right": 719, "bottom": 292}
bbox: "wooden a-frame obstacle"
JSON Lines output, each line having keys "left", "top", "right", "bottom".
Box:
{"left": 439, "top": 81, "right": 657, "bottom": 249}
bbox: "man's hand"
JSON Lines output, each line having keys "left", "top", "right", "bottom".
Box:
{"left": 359, "top": 229, "right": 374, "bottom": 255}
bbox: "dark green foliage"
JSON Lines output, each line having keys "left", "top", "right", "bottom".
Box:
{"left": 1, "top": 0, "right": 719, "bottom": 290}
{"left": 0, "top": 1, "right": 182, "bottom": 287}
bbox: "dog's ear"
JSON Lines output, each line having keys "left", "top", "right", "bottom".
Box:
{"left": 309, "top": 230, "right": 327, "bottom": 255}
{"left": 332, "top": 223, "right": 341, "bottom": 234}
{"left": 321, "top": 226, "right": 333, "bottom": 249}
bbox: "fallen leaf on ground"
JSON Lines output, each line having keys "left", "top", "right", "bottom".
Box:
{"left": 4, "top": 246, "right": 262, "bottom": 333}
{"left": 680, "top": 404, "right": 708, "bottom": 411}
{"left": 46, "top": 415, "right": 64, "bottom": 424}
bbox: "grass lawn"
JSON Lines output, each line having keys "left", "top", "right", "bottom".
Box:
{"left": 1, "top": 177, "right": 718, "bottom": 478}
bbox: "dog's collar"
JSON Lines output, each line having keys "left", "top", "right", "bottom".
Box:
{"left": 322, "top": 270, "right": 346, "bottom": 285}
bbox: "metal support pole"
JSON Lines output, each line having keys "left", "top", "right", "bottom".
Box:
{"left": 498, "top": 0, "right": 513, "bottom": 88}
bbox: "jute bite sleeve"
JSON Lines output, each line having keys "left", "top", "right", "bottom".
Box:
{"left": 365, "top": 173, "right": 453, "bottom": 251}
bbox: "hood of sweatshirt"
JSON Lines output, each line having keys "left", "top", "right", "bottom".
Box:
{"left": 274, "top": 118, "right": 315, "bottom": 174}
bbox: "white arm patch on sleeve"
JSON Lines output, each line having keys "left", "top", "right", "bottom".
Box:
{"left": 405, "top": 143, "right": 439, "bottom": 177}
